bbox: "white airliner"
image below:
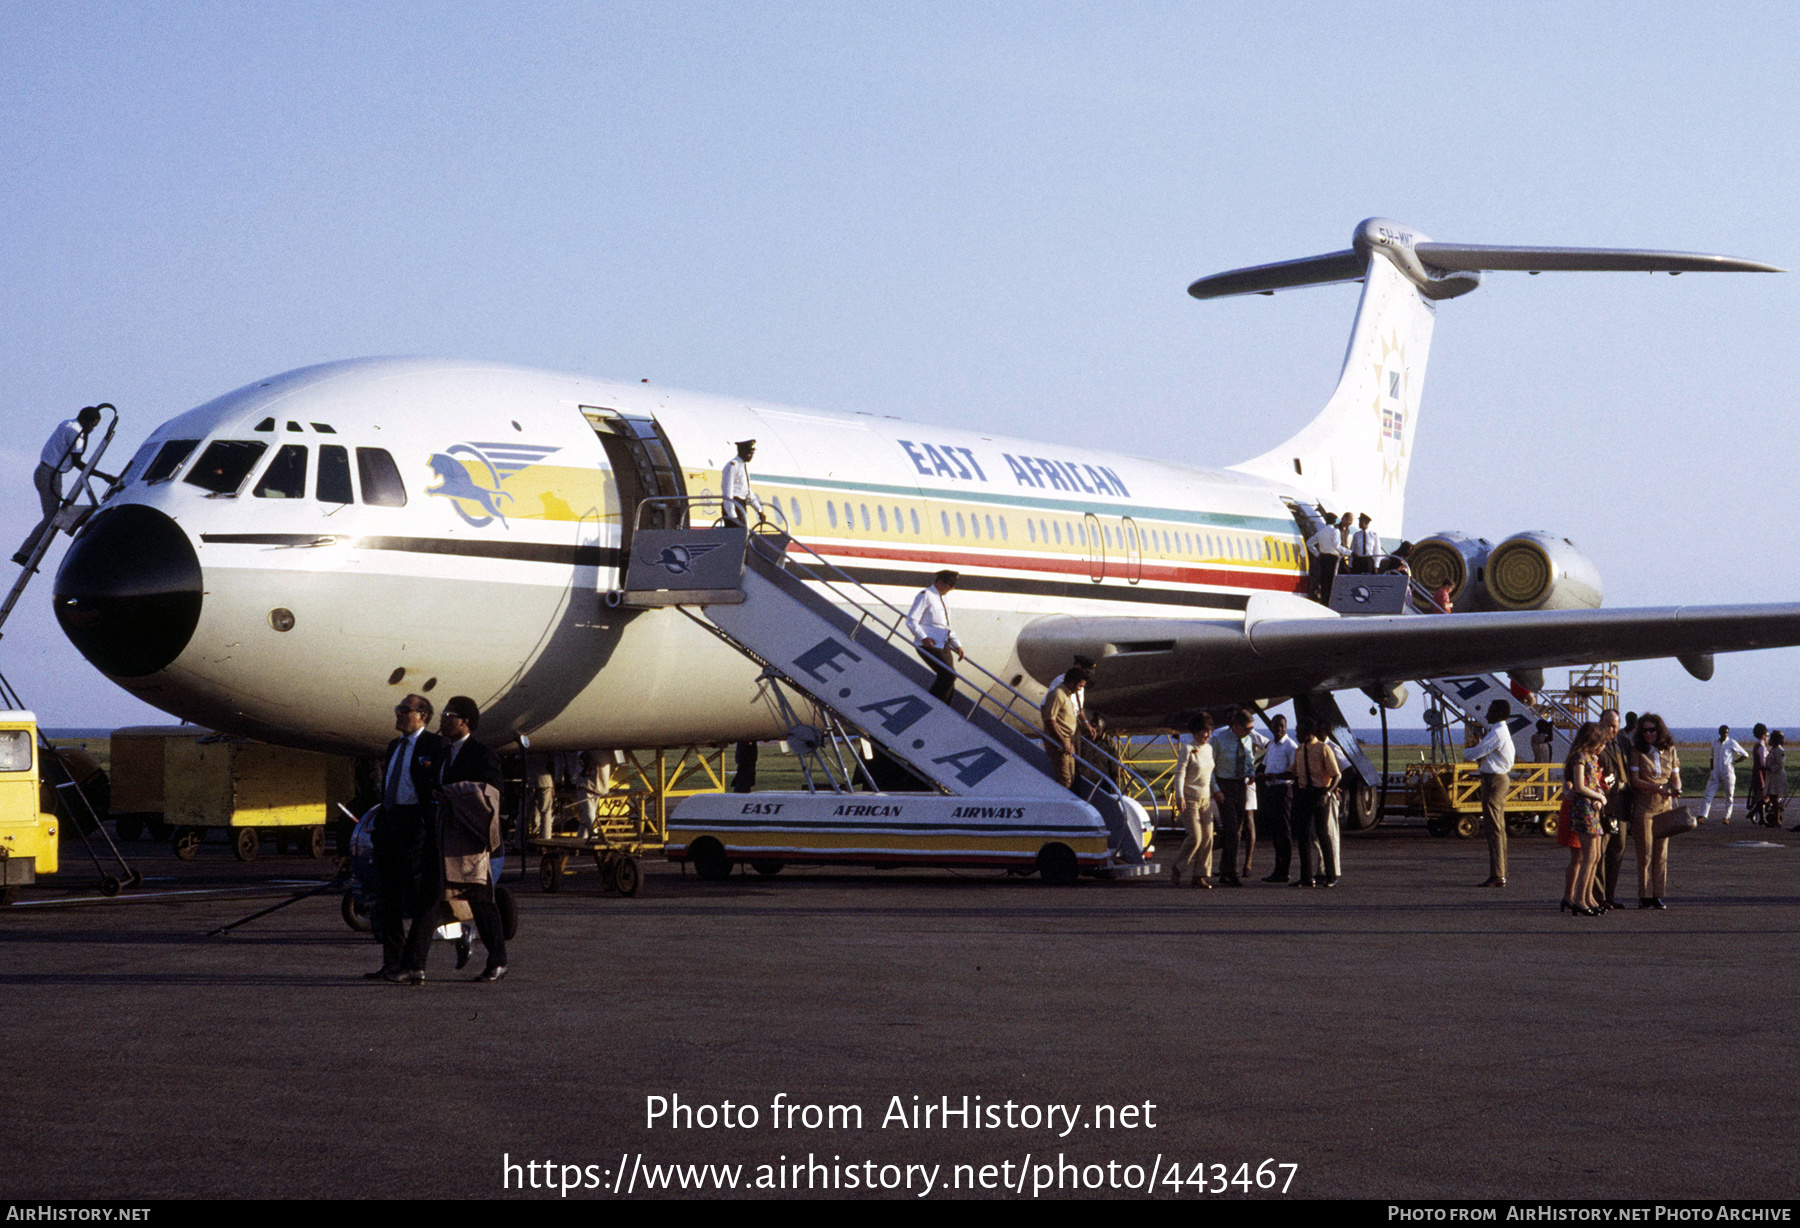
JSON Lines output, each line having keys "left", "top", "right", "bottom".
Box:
{"left": 51, "top": 218, "right": 1792, "bottom": 765}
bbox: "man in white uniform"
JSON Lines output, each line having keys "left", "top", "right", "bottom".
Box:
{"left": 1307, "top": 511, "right": 1343, "bottom": 602}
{"left": 1465, "top": 700, "right": 1517, "bottom": 887}
{"left": 1349, "top": 513, "right": 1382, "bottom": 574}
{"left": 15, "top": 404, "right": 101, "bottom": 565}
{"left": 719, "top": 439, "right": 763, "bottom": 527}
{"left": 1700, "top": 725, "right": 1748, "bottom": 823}
{"left": 906, "top": 569, "right": 963, "bottom": 702}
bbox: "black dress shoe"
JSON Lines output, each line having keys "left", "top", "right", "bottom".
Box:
{"left": 1290, "top": 877, "right": 1311, "bottom": 887}
{"left": 1262, "top": 873, "right": 1288, "bottom": 883}
{"left": 362, "top": 966, "right": 396, "bottom": 980}
{"left": 474, "top": 965, "right": 508, "bottom": 983}
{"left": 1638, "top": 897, "right": 1657, "bottom": 909}
{"left": 1219, "top": 875, "right": 1242, "bottom": 887}
{"left": 1651, "top": 897, "right": 1668, "bottom": 910}
{"left": 454, "top": 934, "right": 473, "bottom": 970}
{"left": 381, "top": 968, "right": 423, "bottom": 985}
{"left": 1479, "top": 876, "right": 1503, "bottom": 887}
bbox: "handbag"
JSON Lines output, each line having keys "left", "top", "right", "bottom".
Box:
{"left": 1653, "top": 805, "right": 1697, "bottom": 838}
{"left": 1556, "top": 797, "right": 1579, "bottom": 849}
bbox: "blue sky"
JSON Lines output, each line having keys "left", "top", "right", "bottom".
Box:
{"left": 3, "top": 2, "right": 1797, "bottom": 727}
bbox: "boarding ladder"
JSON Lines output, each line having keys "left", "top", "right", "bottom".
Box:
{"left": 0, "top": 405, "right": 133, "bottom": 896}
{"left": 613, "top": 498, "right": 1161, "bottom": 870}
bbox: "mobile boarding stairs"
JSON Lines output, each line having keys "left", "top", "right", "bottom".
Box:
{"left": 614, "top": 498, "right": 1160, "bottom": 883}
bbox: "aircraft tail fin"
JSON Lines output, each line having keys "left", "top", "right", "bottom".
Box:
{"left": 1202, "top": 218, "right": 1781, "bottom": 536}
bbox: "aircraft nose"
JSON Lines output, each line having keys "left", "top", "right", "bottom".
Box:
{"left": 54, "top": 504, "right": 203, "bottom": 677}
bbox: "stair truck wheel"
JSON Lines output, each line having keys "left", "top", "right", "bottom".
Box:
{"left": 614, "top": 856, "right": 642, "bottom": 897}
{"left": 690, "top": 837, "right": 732, "bottom": 882}
{"left": 233, "top": 827, "right": 259, "bottom": 862}
{"left": 172, "top": 827, "right": 203, "bottom": 859}
{"left": 1036, "top": 843, "right": 1079, "bottom": 886}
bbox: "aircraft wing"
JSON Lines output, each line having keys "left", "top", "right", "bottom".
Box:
{"left": 1017, "top": 602, "right": 1800, "bottom": 716}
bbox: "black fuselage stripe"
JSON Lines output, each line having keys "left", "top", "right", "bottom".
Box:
{"left": 197, "top": 534, "right": 1247, "bottom": 609}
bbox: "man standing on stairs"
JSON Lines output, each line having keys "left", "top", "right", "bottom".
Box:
{"left": 906, "top": 569, "right": 964, "bottom": 703}
{"left": 719, "top": 439, "right": 763, "bottom": 528}
{"left": 15, "top": 404, "right": 101, "bottom": 565}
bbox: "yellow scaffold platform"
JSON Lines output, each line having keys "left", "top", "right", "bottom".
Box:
{"left": 1406, "top": 762, "right": 1564, "bottom": 839}
{"left": 531, "top": 745, "right": 724, "bottom": 898}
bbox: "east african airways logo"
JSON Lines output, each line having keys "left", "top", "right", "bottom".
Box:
{"left": 426, "top": 441, "right": 561, "bottom": 528}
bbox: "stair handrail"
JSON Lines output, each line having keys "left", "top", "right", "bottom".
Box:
{"left": 741, "top": 522, "right": 1162, "bottom": 819}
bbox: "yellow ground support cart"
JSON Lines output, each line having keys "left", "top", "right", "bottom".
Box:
{"left": 1407, "top": 762, "right": 1563, "bottom": 838}
{"left": 533, "top": 746, "right": 719, "bottom": 897}
{"left": 112, "top": 726, "right": 356, "bottom": 861}
{"left": 0, "top": 710, "right": 58, "bottom": 904}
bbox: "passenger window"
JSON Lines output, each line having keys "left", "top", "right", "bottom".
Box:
{"left": 317, "top": 445, "right": 353, "bottom": 504}
{"left": 142, "top": 439, "right": 201, "bottom": 484}
{"left": 253, "top": 445, "right": 308, "bottom": 499}
{"left": 356, "top": 448, "right": 407, "bottom": 507}
{"left": 184, "top": 440, "right": 268, "bottom": 495}
{"left": 0, "top": 730, "right": 30, "bottom": 772}
{"left": 789, "top": 498, "right": 802, "bottom": 526}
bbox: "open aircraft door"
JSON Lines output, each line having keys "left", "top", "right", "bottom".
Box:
{"left": 584, "top": 409, "right": 689, "bottom": 580}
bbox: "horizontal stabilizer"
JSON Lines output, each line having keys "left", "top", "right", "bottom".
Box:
{"left": 1413, "top": 243, "right": 1783, "bottom": 274}
{"left": 1187, "top": 249, "right": 1366, "bottom": 299}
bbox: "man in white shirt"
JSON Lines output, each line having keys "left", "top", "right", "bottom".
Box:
{"left": 15, "top": 404, "right": 101, "bottom": 565}
{"left": 1349, "top": 513, "right": 1381, "bottom": 574}
{"left": 1700, "top": 725, "right": 1748, "bottom": 823}
{"left": 1258, "top": 714, "right": 1299, "bottom": 882}
{"left": 906, "top": 569, "right": 963, "bottom": 702}
{"left": 1465, "top": 699, "right": 1517, "bottom": 887}
{"left": 719, "top": 439, "right": 763, "bottom": 527}
{"left": 1307, "top": 511, "right": 1343, "bottom": 602}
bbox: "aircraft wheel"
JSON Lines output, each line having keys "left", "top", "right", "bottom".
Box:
{"left": 690, "top": 838, "right": 731, "bottom": 882}
{"left": 1454, "top": 814, "right": 1479, "bottom": 839}
{"left": 172, "top": 827, "right": 203, "bottom": 859}
{"left": 115, "top": 815, "right": 144, "bottom": 842}
{"left": 233, "top": 827, "right": 259, "bottom": 862}
{"left": 341, "top": 889, "right": 372, "bottom": 932}
{"left": 496, "top": 885, "right": 519, "bottom": 940}
{"left": 1036, "top": 843, "right": 1080, "bottom": 886}
{"left": 614, "top": 856, "right": 642, "bottom": 897}
{"left": 539, "top": 853, "right": 566, "bottom": 893}
{"left": 304, "top": 826, "right": 325, "bottom": 858}
{"left": 751, "top": 861, "right": 784, "bottom": 877}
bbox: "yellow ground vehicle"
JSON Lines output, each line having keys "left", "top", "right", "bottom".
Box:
{"left": 1407, "top": 762, "right": 1563, "bottom": 838}
{"left": 0, "top": 710, "right": 58, "bottom": 903}
{"left": 111, "top": 726, "right": 356, "bottom": 861}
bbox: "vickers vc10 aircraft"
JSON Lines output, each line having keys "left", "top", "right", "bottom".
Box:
{"left": 51, "top": 218, "right": 1795, "bottom": 771}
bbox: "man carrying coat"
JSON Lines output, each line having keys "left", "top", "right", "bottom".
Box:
{"left": 395, "top": 695, "right": 509, "bottom": 984}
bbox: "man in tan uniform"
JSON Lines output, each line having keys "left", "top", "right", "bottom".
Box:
{"left": 1040, "top": 668, "right": 1088, "bottom": 788}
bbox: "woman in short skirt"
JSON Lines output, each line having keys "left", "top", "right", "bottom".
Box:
{"left": 1562, "top": 722, "right": 1609, "bottom": 916}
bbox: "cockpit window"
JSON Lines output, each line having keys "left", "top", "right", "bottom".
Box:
{"left": 317, "top": 445, "right": 353, "bottom": 504}
{"left": 356, "top": 448, "right": 406, "bottom": 507}
{"left": 183, "top": 440, "right": 268, "bottom": 495}
{"left": 253, "top": 445, "right": 308, "bottom": 499}
{"left": 142, "top": 439, "right": 201, "bottom": 484}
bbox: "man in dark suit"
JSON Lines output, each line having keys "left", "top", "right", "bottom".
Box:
{"left": 369, "top": 693, "right": 445, "bottom": 982}
{"left": 397, "top": 695, "right": 509, "bottom": 982}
